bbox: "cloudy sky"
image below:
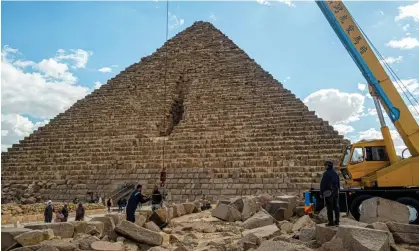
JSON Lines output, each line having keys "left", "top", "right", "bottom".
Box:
{"left": 1, "top": 1, "right": 419, "bottom": 155}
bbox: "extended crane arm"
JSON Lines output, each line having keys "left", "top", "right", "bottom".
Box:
{"left": 316, "top": 0, "right": 419, "bottom": 157}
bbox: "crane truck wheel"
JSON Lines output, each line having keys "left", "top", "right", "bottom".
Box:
{"left": 396, "top": 197, "right": 419, "bottom": 224}
{"left": 349, "top": 194, "right": 373, "bottom": 221}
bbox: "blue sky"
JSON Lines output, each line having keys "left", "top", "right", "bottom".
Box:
{"left": 1, "top": 0, "right": 419, "bottom": 154}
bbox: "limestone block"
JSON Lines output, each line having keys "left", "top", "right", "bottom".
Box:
{"left": 242, "top": 224, "right": 280, "bottom": 240}
{"left": 40, "top": 240, "right": 77, "bottom": 251}
{"left": 241, "top": 196, "right": 259, "bottom": 221}
{"left": 75, "top": 235, "right": 100, "bottom": 250}
{"left": 336, "top": 225, "right": 390, "bottom": 251}
{"left": 25, "top": 222, "right": 74, "bottom": 239}
{"left": 91, "top": 217, "right": 115, "bottom": 237}
{"left": 265, "top": 201, "right": 292, "bottom": 220}
{"left": 182, "top": 202, "right": 196, "bottom": 214}
{"left": 229, "top": 197, "right": 244, "bottom": 212}
{"left": 237, "top": 233, "right": 262, "bottom": 250}
{"left": 106, "top": 214, "right": 123, "bottom": 226}
{"left": 360, "top": 197, "right": 409, "bottom": 224}
{"left": 317, "top": 237, "right": 348, "bottom": 251}
{"left": 149, "top": 208, "right": 168, "bottom": 227}
{"left": 292, "top": 215, "right": 315, "bottom": 232}
{"left": 14, "top": 229, "right": 54, "bottom": 247}
{"left": 70, "top": 221, "right": 104, "bottom": 237}
{"left": 366, "top": 222, "right": 395, "bottom": 245}
{"left": 392, "top": 232, "right": 419, "bottom": 245}
{"left": 91, "top": 241, "right": 124, "bottom": 251}
{"left": 144, "top": 221, "right": 162, "bottom": 232}
{"left": 1, "top": 227, "right": 31, "bottom": 251}
{"left": 115, "top": 220, "right": 163, "bottom": 246}
{"left": 173, "top": 204, "right": 186, "bottom": 217}
{"left": 280, "top": 222, "right": 293, "bottom": 234}
{"left": 316, "top": 224, "right": 338, "bottom": 245}
{"left": 386, "top": 222, "right": 419, "bottom": 234}
{"left": 134, "top": 214, "right": 146, "bottom": 227}
{"left": 255, "top": 240, "right": 312, "bottom": 251}
{"left": 211, "top": 203, "right": 241, "bottom": 222}
{"left": 256, "top": 194, "right": 273, "bottom": 208}
{"left": 242, "top": 210, "right": 275, "bottom": 230}
{"left": 295, "top": 206, "right": 305, "bottom": 217}
{"left": 299, "top": 227, "right": 316, "bottom": 242}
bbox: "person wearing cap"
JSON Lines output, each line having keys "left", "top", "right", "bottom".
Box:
{"left": 320, "top": 160, "right": 340, "bottom": 226}
{"left": 44, "top": 200, "right": 54, "bottom": 223}
{"left": 125, "top": 184, "right": 150, "bottom": 222}
{"left": 151, "top": 185, "right": 163, "bottom": 211}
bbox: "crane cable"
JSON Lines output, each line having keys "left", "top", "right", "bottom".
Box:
{"left": 160, "top": 0, "right": 170, "bottom": 200}
{"left": 354, "top": 19, "right": 419, "bottom": 117}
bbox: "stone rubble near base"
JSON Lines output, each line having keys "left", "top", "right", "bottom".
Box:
{"left": 3, "top": 193, "right": 418, "bottom": 251}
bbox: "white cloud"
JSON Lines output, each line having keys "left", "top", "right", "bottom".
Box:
{"left": 303, "top": 89, "right": 365, "bottom": 124}
{"left": 94, "top": 81, "right": 103, "bottom": 89}
{"left": 36, "top": 58, "right": 77, "bottom": 84}
{"left": 333, "top": 124, "right": 355, "bottom": 136}
{"left": 402, "top": 24, "right": 410, "bottom": 31}
{"left": 169, "top": 12, "right": 185, "bottom": 29}
{"left": 283, "top": 76, "right": 291, "bottom": 83}
{"left": 13, "top": 60, "right": 35, "bottom": 68}
{"left": 386, "top": 37, "right": 419, "bottom": 49}
{"left": 367, "top": 108, "right": 378, "bottom": 116}
{"left": 395, "top": 78, "right": 419, "bottom": 96}
{"left": 98, "top": 67, "right": 112, "bottom": 73}
{"left": 395, "top": 1, "right": 419, "bottom": 22}
{"left": 55, "top": 49, "right": 92, "bottom": 69}
{"left": 357, "top": 83, "right": 367, "bottom": 92}
{"left": 1, "top": 45, "right": 89, "bottom": 121}
{"left": 379, "top": 10, "right": 384, "bottom": 16}
{"left": 209, "top": 14, "right": 216, "bottom": 21}
{"left": 257, "top": 0, "right": 270, "bottom": 5}
{"left": 1, "top": 114, "right": 49, "bottom": 151}
{"left": 379, "top": 56, "right": 403, "bottom": 65}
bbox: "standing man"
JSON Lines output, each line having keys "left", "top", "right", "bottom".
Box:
{"left": 126, "top": 184, "right": 150, "bottom": 222}
{"left": 320, "top": 160, "right": 340, "bottom": 227}
{"left": 61, "top": 204, "right": 69, "bottom": 222}
{"left": 107, "top": 198, "right": 112, "bottom": 214}
{"left": 151, "top": 185, "right": 163, "bottom": 211}
{"left": 44, "top": 200, "right": 54, "bottom": 223}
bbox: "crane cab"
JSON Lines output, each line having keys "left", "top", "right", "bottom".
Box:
{"left": 339, "top": 140, "right": 390, "bottom": 187}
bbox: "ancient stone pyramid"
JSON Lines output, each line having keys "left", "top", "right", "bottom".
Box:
{"left": 1, "top": 21, "right": 347, "bottom": 203}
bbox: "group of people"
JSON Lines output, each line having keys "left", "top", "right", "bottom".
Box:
{"left": 125, "top": 184, "right": 163, "bottom": 222}
{"left": 44, "top": 200, "right": 86, "bottom": 223}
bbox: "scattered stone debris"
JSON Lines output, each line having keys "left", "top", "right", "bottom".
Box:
{"left": 2, "top": 194, "right": 418, "bottom": 251}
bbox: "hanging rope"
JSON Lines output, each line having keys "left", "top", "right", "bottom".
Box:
{"left": 160, "top": 0, "right": 170, "bottom": 197}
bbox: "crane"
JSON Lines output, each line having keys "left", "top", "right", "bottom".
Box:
{"left": 306, "top": 0, "right": 419, "bottom": 224}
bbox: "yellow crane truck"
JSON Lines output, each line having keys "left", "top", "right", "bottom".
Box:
{"left": 305, "top": 1, "right": 419, "bottom": 224}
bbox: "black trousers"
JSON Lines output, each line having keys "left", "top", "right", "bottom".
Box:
{"left": 126, "top": 211, "right": 135, "bottom": 223}
{"left": 325, "top": 192, "right": 340, "bottom": 224}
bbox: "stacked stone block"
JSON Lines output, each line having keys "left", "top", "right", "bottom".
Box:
{"left": 1, "top": 21, "right": 347, "bottom": 202}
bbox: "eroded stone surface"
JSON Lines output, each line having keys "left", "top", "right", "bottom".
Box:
{"left": 115, "top": 220, "right": 163, "bottom": 246}
{"left": 360, "top": 198, "right": 409, "bottom": 224}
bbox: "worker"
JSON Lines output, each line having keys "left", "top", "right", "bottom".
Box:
{"left": 44, "top": 200, "right": 54, "bottom": 223}
{"left": 320, "top": 160, "right": 340, "bottom": 227}
{"left": 151, "top": 185, "right": 163, "bottom": 211}
{"left": 107, "top": 198, "right": 112, "bottom": 213}
{"left": 61, "top": 204, "right": 69, "bottom": 222}
{"left": 125, "top": 184, "right": 150, "bottom": 222}
{"left": 75, "top": 203, "right": 85, "bottom": 221}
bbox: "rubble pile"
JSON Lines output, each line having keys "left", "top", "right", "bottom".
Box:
{"left": 2, "top": 195, "right": 418, "bottom": 251}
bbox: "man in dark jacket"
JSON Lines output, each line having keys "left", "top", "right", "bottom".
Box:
{"left": 151, "top": 185, "right": 163, "bottom": 211}
{"left": 75, "top": 203, "right": 85, "bottom": 221}
{"left": 320, "top": 160, "right": 340, "bottom": 226}
{"left": 44, "top": 200, "right": 54, "bottom": 223}
{"left": 126, "top": 184, "right": 150, "bottom": 222}
{"left": 61, "top": 204, "right": 69, "bottom": 222}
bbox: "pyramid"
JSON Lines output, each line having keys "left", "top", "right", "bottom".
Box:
{"left": 1, "top": 22, "right": 347, "bottom": 203}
